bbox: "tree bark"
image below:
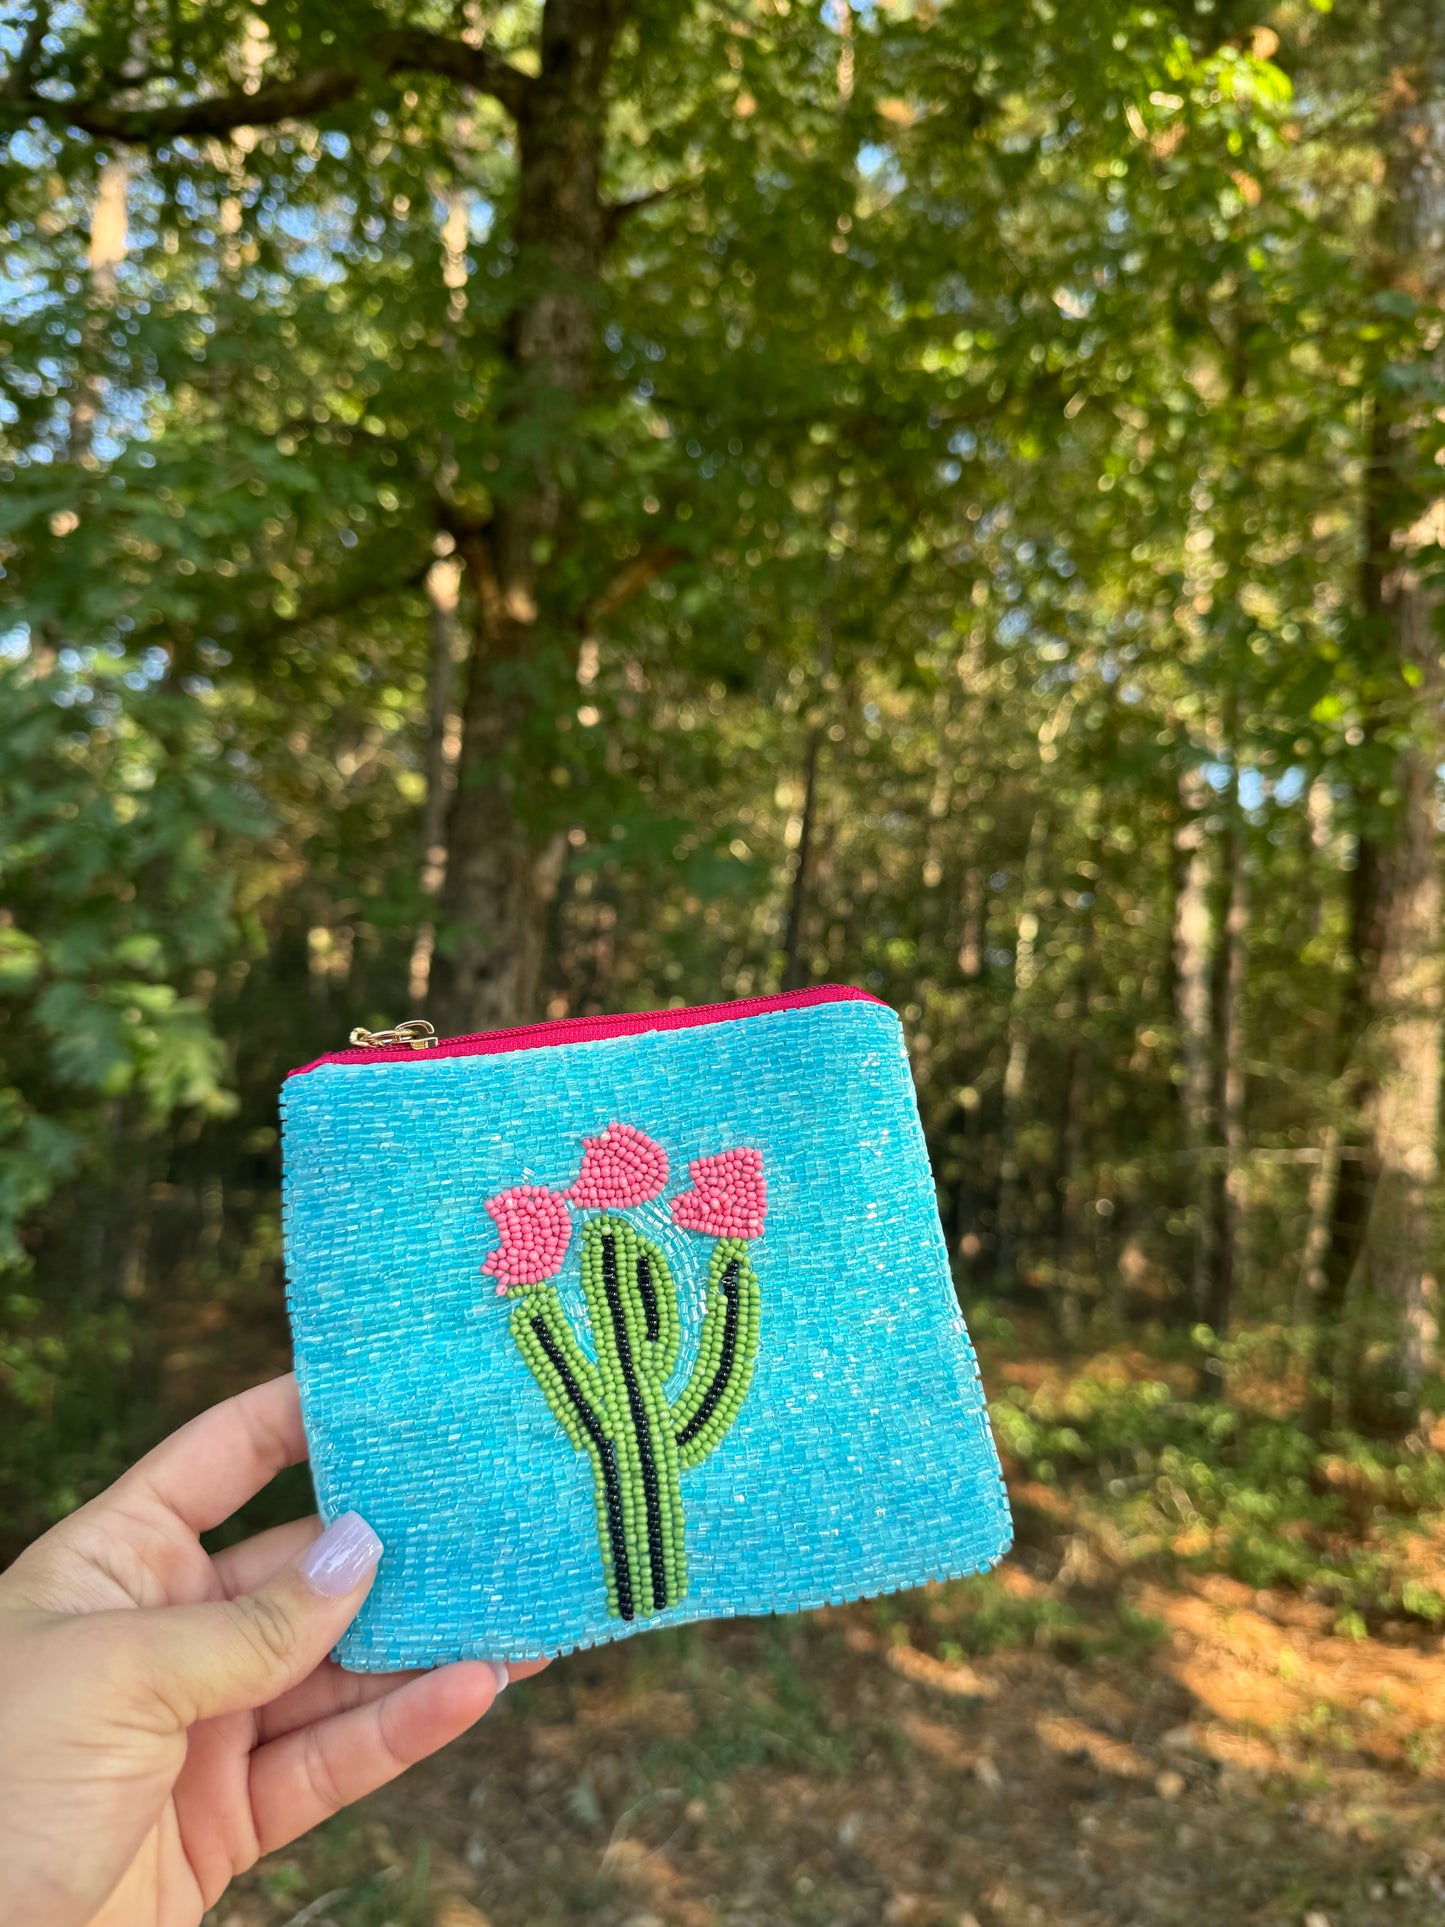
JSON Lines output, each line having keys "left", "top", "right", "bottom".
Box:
{"left": 428, "top": 0, "right": 627, "bottom": 1034}
{"left": 1314, "top": 20, "right": 1445, "bottom": 1429}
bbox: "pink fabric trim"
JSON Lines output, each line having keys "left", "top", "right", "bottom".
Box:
{"left": 288, "top": 984, "right": 887, "bottom": 1078}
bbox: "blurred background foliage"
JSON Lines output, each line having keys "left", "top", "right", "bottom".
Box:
{"left": 8, "top": 9, "right": 1445, "bottom": 1922}
{"left": 1, "top": 0, "right": 1444, "bottom": 1627}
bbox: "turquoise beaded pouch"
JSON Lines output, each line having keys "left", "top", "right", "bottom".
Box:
{"left": 281, "top": 986, "right": 1011, "bottom": 1668}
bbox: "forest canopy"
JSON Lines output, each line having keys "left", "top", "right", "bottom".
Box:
{"left": 1, "top": 0, "right": 1443, "bottom": 1522}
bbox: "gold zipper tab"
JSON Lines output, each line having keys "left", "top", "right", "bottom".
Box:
{"left": 347, "top": 1018, "right": 438, "bottom": 1051}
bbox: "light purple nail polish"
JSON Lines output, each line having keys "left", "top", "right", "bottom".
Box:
{"left": 490, "top": 1662, "right": 510, "bottom": 1695}
{"left": 298, "top": 1511, "right": 383, "bottom": 1596}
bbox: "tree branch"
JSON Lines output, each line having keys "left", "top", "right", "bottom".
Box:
{"left": 602, "top": 181, "right": 689, "bottom": 244}
{"left": 379, "top": 28, "right": 532, "bottom": 120}
{"left": 0, "top": 26, "right": 531, "bottom": 146}
{"left": 205, "top": 539, "right": 434, "bottom": 666}
{"left": 586, "top": 544, "right": 685, "bottom": 624}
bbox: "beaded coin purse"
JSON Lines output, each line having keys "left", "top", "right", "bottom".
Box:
{"left": 282, "top": 985, "right": 1011, "bottom": 1668}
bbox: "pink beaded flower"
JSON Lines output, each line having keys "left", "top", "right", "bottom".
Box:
{"left": 670, "top": 1146, "right": 767, "bottom": 1240}
{"left": 565, "top": 1122, "right": 669, "bottom": 1210}
{"left": 481, "top": 1184, "right": 572, "bottom": 1292}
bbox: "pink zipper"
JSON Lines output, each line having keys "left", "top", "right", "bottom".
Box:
{"left": 288, "top": 983, "right": 888, "bottom": 1078}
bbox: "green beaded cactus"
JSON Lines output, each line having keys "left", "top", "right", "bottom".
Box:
{"left": 482, "top": 1126, "right": 764, "bottom": 1621}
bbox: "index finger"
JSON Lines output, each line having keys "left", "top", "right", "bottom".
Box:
{"left": 114, "top": 1373, "right": 308, "bottom": 1535}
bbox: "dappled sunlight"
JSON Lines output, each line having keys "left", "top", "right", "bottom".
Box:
{"left": 1034, "top": 1714, "right": 1152, "bottom": 1782}
{"left": 601, "top": 1837, "right": 716, "bottom": 1927}
{"left": 1139, "top": 1574, "right": 1445, "bottom": 1779}
{"left": 884, "top": 1644, "right": 1000, "bottom": 1702}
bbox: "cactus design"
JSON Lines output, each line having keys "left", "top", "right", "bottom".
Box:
{"left": 482, "top": 1125, "right": 763, "bottom": 1621}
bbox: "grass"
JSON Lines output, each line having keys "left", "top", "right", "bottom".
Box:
{"left": 256, "top": 1821, "right": 434, "bottom": 1926}
{"left": 633, "top": 1622, "right": 857, "bottom": 1795}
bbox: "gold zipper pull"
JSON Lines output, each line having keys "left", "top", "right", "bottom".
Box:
{"left": 348, "top": 1018, "right": 438, "bottom": 1051}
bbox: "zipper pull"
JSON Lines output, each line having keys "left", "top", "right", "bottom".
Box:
{"left": 348, "top": 1019, "right": 438, "bottom": 1051}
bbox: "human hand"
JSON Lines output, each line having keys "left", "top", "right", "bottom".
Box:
{"left": 0, "top": 1373, "right": 538, "bottom": 1927}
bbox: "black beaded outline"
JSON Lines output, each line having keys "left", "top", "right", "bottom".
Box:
{"left": 636, "top": 1248, "right": 660, "bottom": 1344}
{"left": 531, "top": 1315, "right": 635, "bottom": 1622}
{"left": 600, "top": 1231, "right": 670, "bottom": 1615}
{"left": 675, "top": 1258, "right": 741, "bottom": 1449}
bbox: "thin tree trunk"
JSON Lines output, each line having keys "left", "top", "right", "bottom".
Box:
{"left": 1304, "top": 776, "right": 1333, "bottom": 937}
{"left": 407, "top": 551, "right": 466, "bottom": 1004}
{"left": 919, "top": 683, "right": 956, "bottom": 946}
{"left": 1172, "top": 768, "right": 1214, "bottom": 1319}
{"left": 952, "top": 625, "right": 989, "bottom": 980}
{"left": 994, "top": 807, "right": 1049, "bottom": 1293}
{"left": 428, "top": 0, "right": 626, "bottom": 1034}
{"left": 957, "top": 869, "right": 985, "bottom": 979}
{"left": 1193, "top": 303, "right": 1255, "bottom": 1340}
{"left": 1054, "top": 674, "right": 1118, "bottom": 1329}
{"left": 408, "top": 163, "right": 474, "bottom": 1007}
{"left": 1291, "top": 779, "right": 1339, "bottom": 1331}
{"left": 70, "top": 155, "right": 128, "bottom": 465}
{"left": 1293, "top": 1125, "right": 1341, "bottom": 1326}
{"left": 1055, "top": 1029, "right": 1090, "bottom": 1343}
{"left": 780, "top": 726, "right": 823, "bottom": 992}
{"left": 778, "top": 40, "right": 855, "bottom": 1001}
{"left": 1313, "top": 22, "right": 1445, "bottom": 1431}
{"left": 1203, "top": 761, "right": 1248, "bottom": 1336}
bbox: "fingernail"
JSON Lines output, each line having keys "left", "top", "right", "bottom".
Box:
{"left": 298, "top": 1511, "right": 383, "bottom": 1597}
{"left": 490, "top": 1661, "right": 510, "bottom": 1695}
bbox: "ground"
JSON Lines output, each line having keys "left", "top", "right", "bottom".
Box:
{"left": 207, "top": 1335, "right": 1445, "bottom": 1927}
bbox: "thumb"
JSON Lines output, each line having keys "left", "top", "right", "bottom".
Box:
{"left": 128, "top": 1512, "right": 383, "bottom": 1729}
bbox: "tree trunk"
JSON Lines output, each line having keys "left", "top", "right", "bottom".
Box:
{"left": 406, "top": 550, "right": 465, "bottom": 1004}
{"left": 428, "top": 0, "right": 625, "bottom": 1035}
{"left": 994, "top": 807, "right": 1049, "bottom": 1293}
{"left": 1055, "top": 703, "right": 1111, "bottom": 1332}
{"left": 70, "top": 155, "right": 128, "bottom": 466}
{"left": 780, "top": 726, "right": 823, "bottom": 992}
{"left": 1304, "top": 775, "right": 1333, "bottom": 937}
{"left": 1316, "top": 644, "right": 1443, "bottom": 1428}
{"left": 1293, "top": 1124, "right": 1340, "bottom": 1327}
{"left": 1314, "top": 23, "right": 1445, "bottom": 1430}
{"left": 1203, "top": 764, "right": 1248, "bottom": 1336}
{"left": 1193, "top": 306, "right": 1253, "bottom": 1341}
{"left": 1172, "top": 769, "right": 1214, "bottom": 1319}
{"left": 1054, "top": 1025, "right": 1090, "bottom": 1342}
